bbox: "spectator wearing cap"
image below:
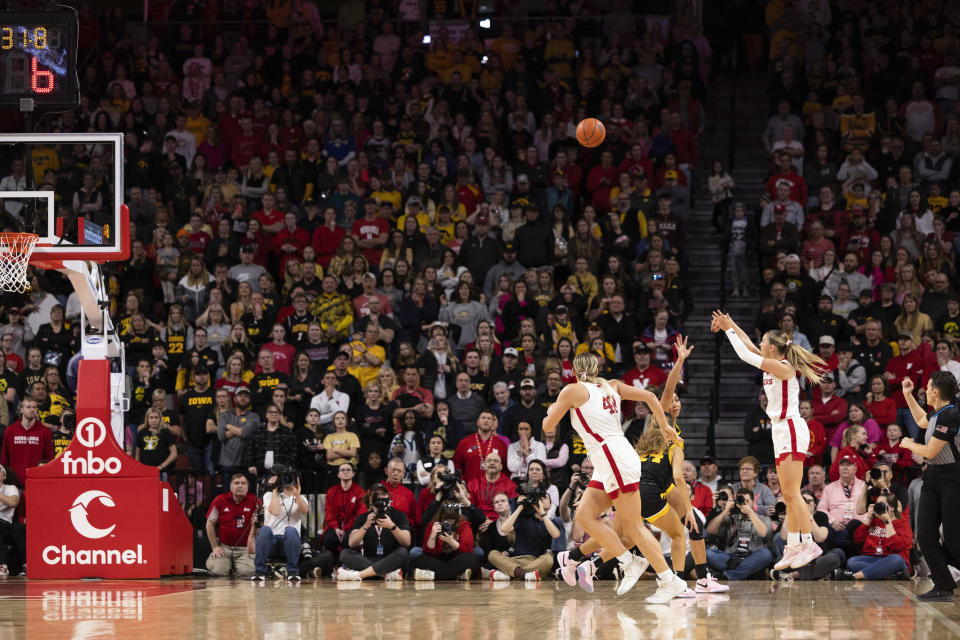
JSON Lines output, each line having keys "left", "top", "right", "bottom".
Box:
{"left": 353, "top": 197, "right": 390, "bottom": 266}
{"left": 459, "top": 213, "right": 500, "bottom": 281}
{"left": 760, "top": 180, "right": 805, "bottom": 229}
{"left": 543, "top": 169, "right": 575, "bottom": 220}
{"left": 807, "top": 296, "right": 848, "bottom": 347}
{"left": 772, "top": 255, "right": 819, "bottom": 315}
{"left": 491, "top": 347, "right": 525, "bottom": 401}
{"left": 622, "top": 341, "right": 668, "bottom": 415}
{"left": 353, "top": 273, "right": 393, "bottom": 319}
{"left": 836, "top": 342, "right": 867, "bottom": 397}
{"left": 818, "top": 455, "right": 871, "bottom": 535}
{"left": 514, "top": 205, "right": 554, "bottom": 269}
{"left": 482, "top": 243, "right": 526, "bottom": 300}
{"left": 500, "top": 378, "right": 547, "bottom": 442}
{"left": 180, "top": 364, "right": 216, "bottom": 475}
{"left": 217, "top": 384, "right": 260, "bottom": 489}
{"left": 698, "top": 456, "right": 720, "bottom": 493}
{"left": 764, "top": 150, "right": 809, "bottom": 207}
{"left": 228, "top": 244, "right": 268, "bottom": 293}
{"left": 759, "top": 204, "right": 801, "bottom": 268}
{"left": 885, "top": 331, "right": 926, "bottom": 439}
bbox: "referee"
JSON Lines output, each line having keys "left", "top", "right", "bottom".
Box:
{"left": 901, "top": 371, "right": 960, "bottom": 602}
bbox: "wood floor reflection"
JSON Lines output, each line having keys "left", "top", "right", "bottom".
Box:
{"left": 1, "top": 578, "right": 959, "bottom": 639}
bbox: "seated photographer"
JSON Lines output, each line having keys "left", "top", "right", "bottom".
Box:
{"left": 411, "top": 503, "right": 482, "bottom": 581}
{"left": 319, "top": 463, "right": 366, "bottom": 564}
{"left": 855, "top": 460, "right": 909, "bottom": 519}
{"left": 836, "top": 493, "right": 912, "bottom": 580}
{"left": 337, "top": 484, "right": 412, "bottom": 581}
{"left": 205, "top": 474, "right": 257, "bottom": 578}
{"left": 731, "top": 456, "right": 777, "bottom": 516}
{"left": 517, "top": 460, "right": 559, "bottom": 520}
{"left": 421, "top": 468, "right": 485, "bottom": 530}
{"left": 467, "top": 451, "right": 518, "bottom": 520}
{"left": 770, "top": 490, "right": 843, "bottom": 581}
{"left": 506, "top": 420, "right": 547, "bottom": 482}
{"left": 704, "top": 487, "right": 774, "bottom": 580}
{"left": 559, "top": 459, "right": 594, "bottom": 545}
{"left": 252, "top": 469, "right": 309, "bottom": 581}
{"left": 487, "top": 490, "right": 562, "bottom": 581}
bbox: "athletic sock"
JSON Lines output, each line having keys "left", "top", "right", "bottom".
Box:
{"left": 787, "top": 531, "right": 800, "bottom": 548}
{"left": 695, "top": 563, "right": 708, "bottom": 580}
{"left": 800, "top": 533, "right": 813, "bottom": 545}
{"left": 657, "top": 569, "right": 674, "bottom": 582}
{"left": 569, "top": 548, "right": 585, "bottom": 563}
{"left": 617, "top": 551, "right": 634, "bottom": 566}
{"left": 513, "top": 567, "right": 525, "bottom": 578}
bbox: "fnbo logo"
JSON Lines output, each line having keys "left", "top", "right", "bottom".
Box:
{"left": 61, "top": 417, "right": 122, "bottom": 475}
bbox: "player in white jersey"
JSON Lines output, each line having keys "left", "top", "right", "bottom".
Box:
{"left": 543, "top": 351, "right": 687, "bottom": 603}
{"left": 713, "top": 311, "right": 827, "bottom": 571}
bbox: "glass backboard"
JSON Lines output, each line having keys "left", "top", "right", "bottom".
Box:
{"left": 0, "top": 132, "right": 127, "bottom": 268}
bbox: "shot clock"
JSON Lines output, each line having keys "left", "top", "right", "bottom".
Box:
{"left": 0, "top": 8, "right": 78, "bottom": 109}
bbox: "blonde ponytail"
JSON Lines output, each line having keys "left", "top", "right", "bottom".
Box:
{"left": 573, "top": 352, "right": 615, "bottom": 396}
{"left": 634, "top": 422, "right": 667, "bottom": 458}
{"left": 764, "top": 330, "right": 827, "bottom": 384}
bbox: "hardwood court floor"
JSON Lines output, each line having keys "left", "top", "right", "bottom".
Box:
{"left": 1, "top": 577, "right": 959, "bottom": 639}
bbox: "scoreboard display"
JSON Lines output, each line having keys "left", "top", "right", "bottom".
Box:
{"left": 0, "top": 9, "right": 78, "bottom": 108}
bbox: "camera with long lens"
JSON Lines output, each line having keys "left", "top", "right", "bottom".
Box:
{"left": 571, "top": 471, "right": 591, "bottom": 491}
{"left": 436, "top": 468, "right": 463, "bottom": 500}
{"left": 520, "top": 485, "right": 547, "bottom": 516}
{"left": 869, "top": 468, "right": 882, "bottom": 481}
{"left": 372, "top": 496, "right": 391, "bottom": 518}
{"left": 774, "top": 502, "right": 787, "bottom": 515}
{"left": 873, "top": 501, "right": 888, "bottom": 516}
{"left": 735, "top": 495, "right": 747, "bottom": 506}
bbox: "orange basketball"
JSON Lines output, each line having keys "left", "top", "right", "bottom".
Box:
{"left": 576, "top": 118, "right": 606, "bottom": 148}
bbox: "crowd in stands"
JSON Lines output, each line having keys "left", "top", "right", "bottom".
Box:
{"left": 0, "top": 0, "right": 948, "bottom": 585}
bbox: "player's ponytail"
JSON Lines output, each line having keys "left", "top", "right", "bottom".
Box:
{"left": 634, "top": 422, "right": 667, "bottom": 458}
{"left": 763, "top": 330, "right": 826, "bottom": 384}
{"left": 573, "top": 352, "right": 614, "bottom": 396}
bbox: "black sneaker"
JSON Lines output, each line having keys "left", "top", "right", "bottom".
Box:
{"left": 287, "top": 573, "right": 301, "bottom": 582}
{"left": 917, "top": 588, "right": 954, "bottom": 602}
{"left": 251, "top": 573, "right": 266, "bottom": 582}
{"left": 832, "top": 568, "right": 854, "bottom": 581}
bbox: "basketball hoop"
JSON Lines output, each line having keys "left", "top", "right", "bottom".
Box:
{"left": 0, "top": 232, "right": 39, "bottom": 293}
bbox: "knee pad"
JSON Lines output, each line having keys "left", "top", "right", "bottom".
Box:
{"left": 688, "top": 511, "right": 705, "bottom": 541}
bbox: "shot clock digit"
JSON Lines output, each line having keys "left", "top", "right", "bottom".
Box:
{"left": 0, "top": 8, "right": 78, "bottom": 108}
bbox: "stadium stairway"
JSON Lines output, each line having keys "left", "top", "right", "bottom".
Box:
{"left": 673, "top": 77, "right": 770, "bottom": 472}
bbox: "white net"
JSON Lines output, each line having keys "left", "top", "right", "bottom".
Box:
{"left": 0, "top": 233, "right": 38, "bottom": 293}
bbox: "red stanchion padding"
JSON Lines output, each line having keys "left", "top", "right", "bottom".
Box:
{"left": 26, "top": 359, "right": 193, "bottom": 578}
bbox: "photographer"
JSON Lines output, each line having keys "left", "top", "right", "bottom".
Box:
{"left": 421, "top": 468, "right": 485, "bottom": 531}
{"left": 836, "top": 493, "right": 912, "bottom": 580}
{"left": 411, "top": 503, "right": 482, "bottom": 581}
{"left": 252, "top": 469, "right": 309, "bottom": 581}
{"left": 467, "top": 451, "right": 518, "bottom": 520}
{"left": 518, "top": 460, "right": 559, "bottom": 520}
{"left": 205, "top": 474, "right": 257, "bottom": 577}
{"left": 487, "top": 490, "right": 562, "bottom": 581}
{"left": 704, "top": 487, "right": 774, "bottom": 580}
{"left": 337, "top": 484, "right": 412, "bottom": 581}
{"left": 855, "top": 460, "right": 909, "bottom": 518}
{"left": 319, "top": 463, "right": 366, "bottom": 562}
{"left": 771, "top": 491, "right": 842, "bottom": 581}
{"left": 559, "top": 459, "right": 594, "bottom": 545}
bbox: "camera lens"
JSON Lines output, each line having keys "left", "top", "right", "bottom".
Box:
{"left": 735, "top": 495, "right": 746, "bottom": 506}
{"left": 870, "top": 468, "right": 882, "bottom": 480}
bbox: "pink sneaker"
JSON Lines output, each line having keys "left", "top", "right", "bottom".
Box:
{"left": 576, "top": 561, "right": 596, "bottom": 593}
{"left": 790, "top": 541, "right": 823, "bottom": 569}
{"left": 677, "top": 586, "right": 698, "bottom": 598}
{"left": 695, "top": 575, "right": 730, "bottom": 593}
{"left": 557, "top": 551, "right": 578, "bottom": 587}
{"left": 773, "top": 545, "right": 802, "bottom": 571}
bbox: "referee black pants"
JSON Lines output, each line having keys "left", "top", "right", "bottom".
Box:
{"left": 916, "top": 466, "right": 960, "bottom": 591}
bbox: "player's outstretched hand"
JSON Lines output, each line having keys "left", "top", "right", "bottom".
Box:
{"left": 674, "top": 335, "right": 694, "bottom": 361}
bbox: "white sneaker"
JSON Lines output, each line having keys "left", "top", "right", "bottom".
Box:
{"left": 489, "top": 570, "right": 511, "bottom": 581}
{"left": 695, "top": 575, "right": 730, "bottom": 593}
{"left": 414, "top": 568, "right": 435, "bottom": 581}
{"left": 645, "top": 575, "right": 687, "bottom": 604}
{"left": 384, "top": 569, "right": 403, "bottom": 581}
{"left": 524, "top": 570, "right": 541, "bottom": 581}
{"left": 336, "top": 567, "right": 362, "bottom": 581}
{"left": 616, "top": 556, "right": 650, "bottom": 596}
{"left": 0, "top": 565, "right": 8, "bottom": 579}
{"left": 949, "top": 565, "right": 960, "bottom": 583}
{"left": 557, "top": 550, "right": 578, "bottom": 587}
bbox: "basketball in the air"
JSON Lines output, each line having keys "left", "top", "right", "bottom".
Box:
{"left": 576, "top": 118, "right": 606, "bottom": 148}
